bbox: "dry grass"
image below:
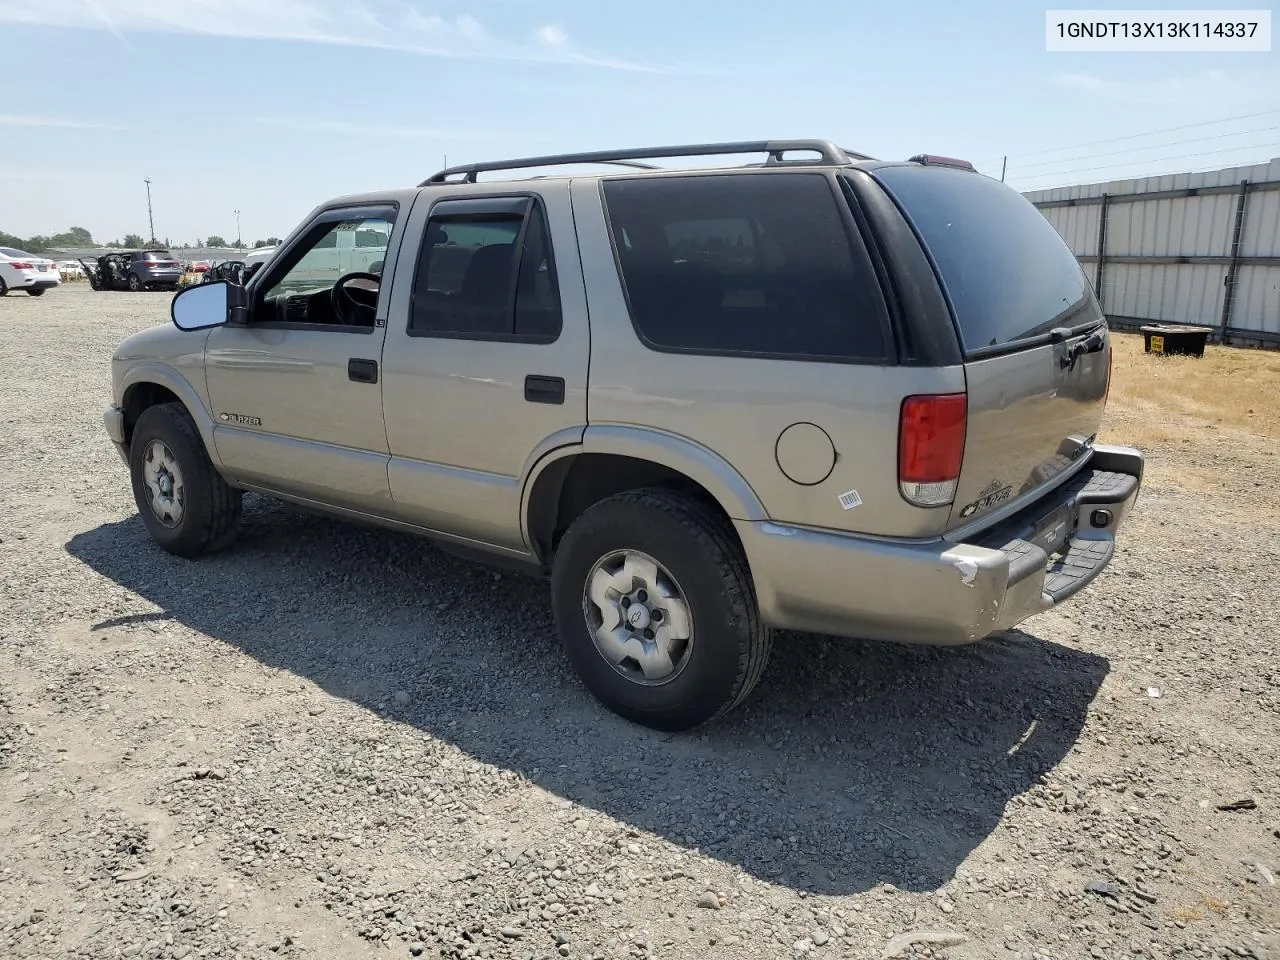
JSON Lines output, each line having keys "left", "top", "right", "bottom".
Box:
{"left": 1107, "top": 332, "right": 1280, "bottom": 443}
{"left": 1102, "top": 333, "right": 1280, "bottom": 524}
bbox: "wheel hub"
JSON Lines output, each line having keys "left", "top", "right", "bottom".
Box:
{"left": 583, "top": 550, "right": 693, "bottom": 686}
{"left": 625, "top": 603, "right": 651, "bottom": 630}
{"left": 141, "top": 439, "right": 185, "bottom": 528}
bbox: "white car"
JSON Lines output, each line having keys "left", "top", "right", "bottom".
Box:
{"left": 0, "top": 247, "right": 61, "bottom": 296}
{"left": 58, "top": 260, "right": 86, "bottom": 280}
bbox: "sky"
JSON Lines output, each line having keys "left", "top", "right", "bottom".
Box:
{"left": 1, "top": 0, "right": 1278, "bottom": 245}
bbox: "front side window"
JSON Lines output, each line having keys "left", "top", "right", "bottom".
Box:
{"left": 409, "top": 198, "right": 562, "bottom": 342}
{"left": 261, "top": 215, "right": 392, "bottom": 301}
{"left": 601, "top": 173, "right": 890, "bottom": 361}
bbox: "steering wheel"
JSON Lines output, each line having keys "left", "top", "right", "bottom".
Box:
{"left": 332, "top": 271, "right": 382, "bottom": 326}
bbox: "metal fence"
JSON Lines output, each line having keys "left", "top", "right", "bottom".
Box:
{"left": 1024, "top": 157, "right": 1280, "bottom": 348}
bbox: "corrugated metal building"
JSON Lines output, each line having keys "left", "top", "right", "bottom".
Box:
{"left": 1024, "top": 157, "right": 1280, "bottom": 348}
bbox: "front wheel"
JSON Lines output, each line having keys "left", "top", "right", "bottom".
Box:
{"left": 128, "top": 402, "right": 242, "bottom": 558}
{"left": 550, "top": 488, "right": 771, "bottom": 731}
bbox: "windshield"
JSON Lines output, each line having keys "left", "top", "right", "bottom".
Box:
{"left": 872, "top": 165, "right": 1099, "bottom": 352}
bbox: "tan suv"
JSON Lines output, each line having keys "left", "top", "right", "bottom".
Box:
{"left": 103, "top": 140, "right": 1144, "bottom": 731}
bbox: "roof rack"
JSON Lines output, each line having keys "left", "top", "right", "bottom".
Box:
{"left": 421, "top": 139, "right": 873, "bottom": 185}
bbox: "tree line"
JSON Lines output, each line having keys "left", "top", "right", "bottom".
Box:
{"left": 1, "top": 227, "right": 282, "bottom": 253}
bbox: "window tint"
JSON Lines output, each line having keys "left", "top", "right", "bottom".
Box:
{"left": 261, "top": 214, "right": 393, "bottom": 299}
{"left": 601, "top": 173, "right": 888, "bottom": 361}
{"left": 872, "top": 165, "right": 1097, "bottom": 352}
{"left": 409, "top": 199, "right": 562, "bottom": 342}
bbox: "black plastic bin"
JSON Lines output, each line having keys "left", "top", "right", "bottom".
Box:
{"left": 1140, "top": 323, "right": 1212, "bottom": 358}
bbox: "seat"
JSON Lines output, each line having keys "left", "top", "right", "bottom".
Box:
{"left": 454, "top": 243, "right": 517, "bottom": 333}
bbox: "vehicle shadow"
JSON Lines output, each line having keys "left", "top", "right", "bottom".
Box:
{"left": 66, "top": 496, "right": 1108, "bottom": 896}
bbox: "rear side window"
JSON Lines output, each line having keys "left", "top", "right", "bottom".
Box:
{"left": 872, "top": 166, "right": 1097, "bottom": 352}
{"left": 602, "top": 173, "right": 890, "bottom": 362}
{"left": 409, "top": 198, "right": 562, "bottom": 343}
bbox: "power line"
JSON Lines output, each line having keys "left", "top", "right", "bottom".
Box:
{"left": 1007, "top": 141, "right": 1280, "bottom": 188}
{"left": 972, "top": 105, "right": 1280, "bottom": 166}
{"left": 1009, "top": 125, "right": 1280, "bottom": 172}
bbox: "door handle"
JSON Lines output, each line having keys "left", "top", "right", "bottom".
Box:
{"left": 524, "top": 375, "right": 565, "bottom": 405}
{"left": 348, "top": 358, "right": 378, "bottom": 383}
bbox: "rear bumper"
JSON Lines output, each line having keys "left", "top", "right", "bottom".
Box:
{"left": 9, "top": 273, "right": 59, "bottom": 290}
{"left": 736, "top": 443, "right": 1144, "bottom": 646}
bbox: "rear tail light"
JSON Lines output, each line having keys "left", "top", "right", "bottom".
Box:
{"left": 899, "top": 393, "right": 967, "bottom": 507}
{"left": 9, "top": 261, "right": 34, "bottom": 270}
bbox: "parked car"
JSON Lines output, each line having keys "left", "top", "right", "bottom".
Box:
{"left": 57, "top": 260, "right": 86, "bottom": 280}
{"left": 0, "top": 247, "right": 61, "bottom": 296}
{"left": 102, "top": 139, "right": 1143, "bottom": 731}
{"left": 202, "top": 260, "right": 246, "bottom": 284}
{"left": 238, "top": 246, "right": 277, "bottom": 284}
{"left": 81, "top": 250, "right": 184, "bottom": 291}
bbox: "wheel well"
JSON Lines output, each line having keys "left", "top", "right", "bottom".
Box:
{"left": 527, "top": 453, "right": 733, "bottom": 564}
{"left": 121, "top": 383, "right": 181, "bottom": 447}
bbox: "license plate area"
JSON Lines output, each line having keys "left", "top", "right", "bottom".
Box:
{"left": 1032, "top": 502, "right": 1075, "bottom": 557}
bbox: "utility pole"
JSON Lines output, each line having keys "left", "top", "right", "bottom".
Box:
{"left": 144, "top": 177, "right": 156, "bottom": 243}
{"left": 1000, "top": 156, "right": 1007, "bottom": 182}
{"left": 234, "top": 209, "right": 241, "bottom": 248}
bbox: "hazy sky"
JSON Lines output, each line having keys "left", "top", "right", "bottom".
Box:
{"left": 2, "top": 0, "right": 1278, "bottom": 244}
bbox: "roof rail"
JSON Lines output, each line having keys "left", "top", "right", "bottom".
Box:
{"left": 421, "top": 139, "right": 872, "bottom": 185}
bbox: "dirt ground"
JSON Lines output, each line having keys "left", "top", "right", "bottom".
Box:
{"left": 1, "top": 284, "right": 1278, "bottom": 960}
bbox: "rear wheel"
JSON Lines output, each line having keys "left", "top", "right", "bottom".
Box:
{"left": 0, "top": 276, "right": 7, "bottom": 296}
{"left": 26, "top": 288, "right": 45, "bottom": 297}
{"left": 128, "top": 402, "right": 242, "bottom": 558}
{"left": 550, "top": 488, "right": 771, "bottom": 731}
{"left": 128, "top": 273, "right": 144, "bottom": 292}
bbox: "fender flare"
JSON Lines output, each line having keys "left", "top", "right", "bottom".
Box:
{"left": 119, "top": 362, "right": 224, "bottom": 469}
{"left": 519, "top": 423, "right": 768, "bottom": 554}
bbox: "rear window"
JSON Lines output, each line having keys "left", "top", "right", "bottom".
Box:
{"left": 142, "top": 251, "right": 175, "bottom": 260}
{"left": 602, "top": 173, "right": 890, "bottom": 362}
{"left": 872, "top": 166, "right": 1096, "bottom": 351}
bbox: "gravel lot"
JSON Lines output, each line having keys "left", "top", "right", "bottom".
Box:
{"left": 2, "top": 283, "right": 1278, "bottom": 960}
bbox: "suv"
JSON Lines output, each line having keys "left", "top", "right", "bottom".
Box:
{"left": 84, "top": 250, "right": 184, "bottom": 291}
{"left": 102, "top": 140, "right": 1143, "bottom": 731}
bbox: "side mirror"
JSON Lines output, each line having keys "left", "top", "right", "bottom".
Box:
{"left": 171, "top": 279, "right": 239, "bottom": 330}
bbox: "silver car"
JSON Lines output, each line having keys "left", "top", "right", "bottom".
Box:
{"left": 102, "top": 140, "right": 1143, "bottom": 731}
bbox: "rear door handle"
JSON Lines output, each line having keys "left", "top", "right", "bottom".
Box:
{"left": 524, "top": 375, "right": 565, "bottom": 405}
{"left": 348, "top": 358, "right": 378, "bottom": 383}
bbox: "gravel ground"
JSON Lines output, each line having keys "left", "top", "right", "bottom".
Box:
{"left": 1, "top": 283, "right": 1278, "bottom": 960}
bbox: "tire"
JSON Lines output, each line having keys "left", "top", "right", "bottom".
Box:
{"left": 128, "top": 402, "right": 242, "bottom": 558}
{"left": 550, "top": 487, "right": 771, "bottom": 731}
{"left": 128, "top": 273, "right": 143, "bottom": 292}
{"left": 0, "top": 276, "right": 7, "bottom": 296}
{"left": 26, "top": 288, "right": 45, "bottom": 297}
